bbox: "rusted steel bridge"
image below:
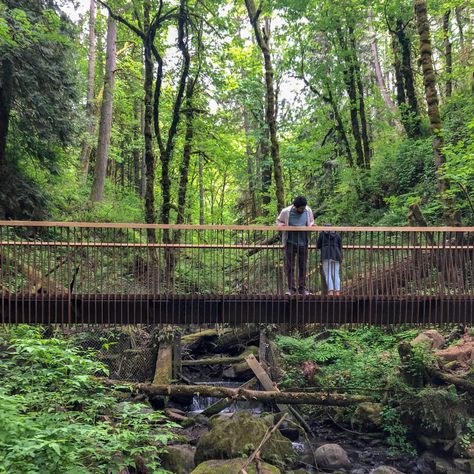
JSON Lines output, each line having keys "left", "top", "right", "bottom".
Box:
{"left": 1, "top": 221, "right": 473, "bottom": 326}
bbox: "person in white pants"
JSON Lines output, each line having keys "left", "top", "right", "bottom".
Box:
{"left": 317, "top": 226, "right": 343, "bottom": 296}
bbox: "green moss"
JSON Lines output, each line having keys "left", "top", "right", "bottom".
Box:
{"left": 191, "top": 459, "right": 280, "bottom": 474}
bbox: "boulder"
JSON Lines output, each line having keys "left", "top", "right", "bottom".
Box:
{"left": 353, "top": 402, "right": 383, "bottom": 429}
{"left": 161, "top": 445, "right": 195, "bottom": 474}
{"left": 314, "top": 443, "right": 350, "bottom": 470}
{"left": 191, "top": 459, "right": 280, "bottom": 474}
{"left": 412, "top": 330, "right": 445, "bottom": 350}
{"left": 453, "top": 458, "right": 474, "bottom": 473}
{"left": 435, "top": 334, "right": 474, "bottom": 369}
{"left": 369, "top": 467, "right": 405, "bottom": 474}
{"left": 194, "top": 411, "right": 293, "bottom": 467}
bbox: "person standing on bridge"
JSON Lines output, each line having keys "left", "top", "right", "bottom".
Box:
{"left": 317, "top": 224, "right": 343, "bottom": 296}
{"left": 276, "top": 196, "right": 314, "bottom": 296}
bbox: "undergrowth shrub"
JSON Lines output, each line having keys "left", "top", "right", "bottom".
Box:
{"left": 0, "top": 326, "right": 175, "bottom": 473}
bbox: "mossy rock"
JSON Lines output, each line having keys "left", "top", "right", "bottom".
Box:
{"left": 353, "top": 402, "right": 383, "bottom": 429}
{"left": 191, "top": 458, "right": 280, "bottom": 474}
{"left": 194, "top": 412, "right": 293, "bottom": 467}
{"left": 161, "top": 445, "right": 195, "bottom": 474}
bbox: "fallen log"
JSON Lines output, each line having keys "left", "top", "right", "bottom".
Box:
{"left": 201, "top": 377, "right": 257, "bottom": 417}
{"left": 181, "top": 355, "right": 255, "bottom": 366}
{"left": 425, "top": 366, "right": 474, "bottom": 397}
{"left": 99, "top": 379, "right": 370, "bottom": 406}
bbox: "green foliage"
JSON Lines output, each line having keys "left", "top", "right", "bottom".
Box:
{"left": 401, "top": 385, "right": 467, "bottom": 438}
{"left": 0, "top": 326, "right": 175, "bottom": 473}
{"left": 459, "top": 418, "right": 474, "bottom": 451}
{"left": 276, "top": 327, "right": 419, "bottom": 393}
{"left": 381, "top": 406, "right": 417, "bottom": 457}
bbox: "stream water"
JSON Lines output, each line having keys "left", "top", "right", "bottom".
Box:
{"left": 181, "top": 378, "right": 435, "bottom": 473}
{"left": 188, "top": 380, "right": 264, "bottom": 415}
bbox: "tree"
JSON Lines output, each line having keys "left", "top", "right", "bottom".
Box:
{"left": 79, "top": 0, "right": 97, "bottom": 179}
{"left": 90, "top": 14, "right": 116, "bottom": 203}
{"left": 0, "top": 1, "right": 78, "bottom": 167}
{"left": 414, "top": 0, "right": 459, "bottom": 225}
{"left": 245, "top": 0, "right": 285, "bottom": 211}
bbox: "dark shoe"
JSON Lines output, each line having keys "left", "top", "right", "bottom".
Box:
{"left": 299, "top": 289, "right": 312, "bottom": 296}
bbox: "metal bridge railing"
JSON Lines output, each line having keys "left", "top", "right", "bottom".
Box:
{"left": 1, "top": 221, "right": 473, "bottom": 326}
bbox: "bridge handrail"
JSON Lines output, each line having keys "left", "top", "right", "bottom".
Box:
{"left": 0, "top": 220, "right": 473, "bottom": 232}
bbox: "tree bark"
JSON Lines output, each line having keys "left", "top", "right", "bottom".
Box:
{"left": 443, "top": 10, "right": 452, "bottom": 98}
{"left": 396, "top": 20, "right": 422, "bottom": 138}
{"left": 102, "top": 381, "right": 371, "bottom": 406}
{"left": 79, "top": 0, "right": 97, "bottom": 179}
{"left": 350, "top": 28, "right": 371, "bottom": 166}
{"left": 0, "top": 58, "right": 13, "bottom": 167}
{"left": 243, "top": 107, "right": 258, "bottom": 220}
{"left": 245, "top": 0, "right": 285, "bottom": 211}
{"left": 368, "top": 12, "right": 400, "bottom": 122}
{"left": 391, "top": 33, "right": 410, "bottom": 134}
{"left": 176, "top": 80, "right": 195, "bottom": 226}
{"left": 455, "top": 7, "right": 464, "bottom": 52}
{"left": 338, "top": 29, "right": 365, "bottom": 168}
{"left": 198, "top": 152, "right": 204, "bottom": 224}
{"left": 143, "top": 3, "right": 156, "bottom": 238}
{"left": 140, "top": 99, "right": 146, "bottom": 198}
{"left": 181, "top": 355, "right": 254, "bottom": 366}
{"left": 414, "top": 0, "right": 459, "bottom": 226}
{"left": 155, "top": 0, "right": 190, "bottom": 236}
{"left": 132, "top": 97, "right": 141, "bottom": 193}
{"left": 90, "top": 15, "right": 116, "bottom": 202}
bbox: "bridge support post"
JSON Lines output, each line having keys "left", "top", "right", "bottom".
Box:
{"left": 153, "top": 341, "right": 173, "bottom": 385}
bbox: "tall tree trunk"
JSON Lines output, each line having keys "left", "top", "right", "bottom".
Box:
{"left": 368, "top": 11, "right": 401, "bottom": 128}
{"left": 198, "top": 152, "right": 204, "bottom": 224}
{"left": 243, "top": 107, "right": 258, "bottom": 220}
{"left": 90, "top": 15, "right": 116, "bottom": 203}
{"left": 443, "top": 10, "right": 453, "bottom": 98}
{"left": 79, "top": 0, "right": 97, "bottom": 179}
{"left": 326, "top": 87, "right": 353, "bottom": 167}
{"left": 0, "top": 58, "right": 13, "bottom": 167}
{"left": 245, "top": 0, "right": 285, "bottom": 211}
{"left": 132, "top": 97, "right": 141, "bottom": 193}
{"left": 396, "top": 20, "right": 423, "bottom": 138}
{"left": 455, "top": 7, "right": 464, "bottom": 52}
{"left": 414, "top": 0, "right": 459, "bottom": 225}
{"left": 154, "top": 0, "right": 190, "bottom": 235}
{"left": 337, "top": 29, "right": 364, "bottom": 167}
{"left": 350, "top": 28, "right": 371, "bottom": 167}
{"left": 143, "top": 3, "right": 156, "bottom": 240}
{"left": 391, "top": 34, "right": 410, "bottom": 132}
{"left": 176, "top": 80, "right": 195, "bottom": 226}
{"left": 259, "top": 130, "right": 272, "bottom": 216}
{"left": 140, "top": 99, "right": 146, "bottom": 198}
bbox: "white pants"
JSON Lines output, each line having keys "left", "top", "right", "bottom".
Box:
{"left": 322, "top": 259, "right": 340, "bottom": 292}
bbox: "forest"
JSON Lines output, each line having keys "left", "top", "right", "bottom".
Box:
{"left": 1, "top": 1, "right": 474, "bottom": 474}
{"left": 0, "top": 0, "right": 472, "bottom": 227}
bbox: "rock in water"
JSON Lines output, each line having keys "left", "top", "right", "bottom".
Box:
{"left": 369, "top": 466, "right": 405, "bottom": 474}
{"left": 191, "top": 458, "right": 280, "bottom": 474}
{"left": 161, "top": 445, "right": 195, "bottom": 474}
{"left": 194, "top": 411, "right": 293, "bottom": 467}
{"left": 314, "top": 443, "right": 350, "bottom": 470}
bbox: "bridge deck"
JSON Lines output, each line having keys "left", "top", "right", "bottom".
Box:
{"left": 2, "top": 294, "right": 473, "bottom": 326}
{"left": 1, "top": 221, "right": 473, "bottom": 326}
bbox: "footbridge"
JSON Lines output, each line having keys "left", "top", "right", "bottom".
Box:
{"left": 1, "top": 221, "right": 473, "bottom": 326}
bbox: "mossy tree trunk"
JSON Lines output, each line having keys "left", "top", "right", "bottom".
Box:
{"left": 414, "top": 0, "right": 460, "bottom": 225}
